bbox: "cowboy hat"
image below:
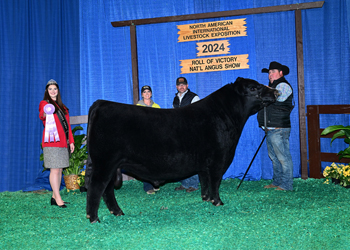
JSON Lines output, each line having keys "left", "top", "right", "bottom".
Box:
{"left": 262, "top": 61, "right": 289, "bottom": 76}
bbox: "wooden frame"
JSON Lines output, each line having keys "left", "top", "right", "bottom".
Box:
{"left": 307, "top": 105, "right": 350, "bottom": 178}
{"left": 98, "top": 1, "right": 324, "bottom": 179}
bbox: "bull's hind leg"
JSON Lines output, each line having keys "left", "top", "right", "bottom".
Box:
{"left": 86, "top": 180, "right": 105, "bottom": 223}
{"left": 102, "top": 175, "right": 124, "bottom": 217}
{"left": 86, "top": 162, "right": 119, "bottom": 223}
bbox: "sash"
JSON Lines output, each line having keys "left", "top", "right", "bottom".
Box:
{"left": 55, "top": 105, "right": 71, "bottom": 157}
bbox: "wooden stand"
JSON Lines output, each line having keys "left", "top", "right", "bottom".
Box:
{"left": 307, "top": 105, "right": 350, "bottom": 178}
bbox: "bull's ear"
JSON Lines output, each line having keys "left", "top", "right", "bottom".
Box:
{"left": 233, "top": 79, "right": 247, "bottom": 96}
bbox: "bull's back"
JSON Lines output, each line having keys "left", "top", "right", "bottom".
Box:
{"left": 87, "top": 100, "right": 223, "bottom": 173}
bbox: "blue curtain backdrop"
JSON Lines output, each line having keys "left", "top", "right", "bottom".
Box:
{"left": 0, "top": 0, "right": 80, "bottom": 191}
{"left": 1, "top": 0, "right": 349, "bottom": 192}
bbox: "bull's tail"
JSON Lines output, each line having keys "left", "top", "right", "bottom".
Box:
{"left": 86, "top": 100, "right": 101, "bottom": 148}
{"left": 113, "top": 168, "right": 123, "bottom": 189}
{"left": 84, "top": 100, "right": 102, "bottom": 189}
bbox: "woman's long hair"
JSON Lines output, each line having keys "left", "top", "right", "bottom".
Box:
{"left": 43, "top": 83, "right": 68, "bottom": 114}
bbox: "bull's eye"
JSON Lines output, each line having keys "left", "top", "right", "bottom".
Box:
{"left": 250, "top": 87, "right": 257, "bottom": 91}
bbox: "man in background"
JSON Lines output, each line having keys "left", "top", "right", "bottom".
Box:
{"left": 173, "top": 77, "right": 200, "bottom": 193}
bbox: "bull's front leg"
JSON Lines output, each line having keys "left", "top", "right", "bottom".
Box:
{"left": 208, "top": 171, "right": 224, "bottom": 206}
{"left": 198, "top": 172, "right": 211, "bottom": 202}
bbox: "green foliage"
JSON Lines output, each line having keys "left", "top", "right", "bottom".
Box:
{"left": 321, "top": 125, "right": 350, "bottom": 160}
{"left": 40, "top": 126, "right": 88, "bottom": 176}
{"left": 40, "top": 144, "right": 46, "bottom": 172}
{"left": 64, "top": 126, "right": 88, "bottom": 175}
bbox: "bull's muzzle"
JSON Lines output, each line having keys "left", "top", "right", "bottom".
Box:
{"left": 275, "top": 90, "right": 281, "bottom": 99}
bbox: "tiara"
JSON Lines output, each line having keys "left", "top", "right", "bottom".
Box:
{"left": 46, "top": 79, "right": 57, "bottom": 86}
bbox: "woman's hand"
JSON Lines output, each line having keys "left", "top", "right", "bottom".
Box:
{"left": 70, "top": 143, "right": 75, "bottom": 153}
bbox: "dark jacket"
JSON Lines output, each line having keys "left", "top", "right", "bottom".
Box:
{"left": 173, "top": 89, "right": 198, "bottom": 108}
{"left": 257, "top": 77, "right": 293, "bottom": 128}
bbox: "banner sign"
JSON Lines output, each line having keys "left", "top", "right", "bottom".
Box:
{"left": 177, "top": 18, "right": 247, "bottom": 42}
{"left": 196, "top": 40, "right": 230, "bottom": 57}
{"left": 180, "top": 54, "right": 249, "bottom": 74}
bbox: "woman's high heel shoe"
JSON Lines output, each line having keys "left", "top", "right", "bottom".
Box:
{"left": 51, "top": 197, "right": 67, "bottom": 208}
{"left": 51, "top": 197, "right": 70, "bottom": 205}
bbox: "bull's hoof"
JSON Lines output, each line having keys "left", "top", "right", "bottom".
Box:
{"left": 211, "top": 200, "right": 224, "bottom": 206}
{"left": 110, "top": 211, "right": 125, "bottom": 216}
{"left": 201, "top": 195, "right": 211, "bottom": 202}
{"left": 87, "top": 214, "right": 100, "bottom": 223}
{"left": 90, "top": 218, "right": 101, "bottom": 223}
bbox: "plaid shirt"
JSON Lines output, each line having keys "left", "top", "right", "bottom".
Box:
{"left": 276, "top": 82, "right": 292, "bottom": 102}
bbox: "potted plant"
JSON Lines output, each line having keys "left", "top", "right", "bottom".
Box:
{"left": 63, "top": 126, "right": 88, "bottom": 190}
{"left": 323, "top": 163, "right": 350, "bottom": 187}
{"left": 77, "top": 170, "right": 87, "bottom": 192}
{"left": 323, "top": 162, "right": 341, "bottom": 184}
{"left": 40, "top": 126, "right": 88, "bottom": 190}
{"left": 322, "top": 125, "right": 350, "bottom": 187}
{"left": 338, "top": 164, "right": 350, "bottom": 187}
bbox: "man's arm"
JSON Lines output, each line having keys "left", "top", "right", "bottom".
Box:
{"left": 276, "top": 83, "right": 292, "bottom": 102}
{"left": 191, "top": 95, "right": 200, "bottom": 103}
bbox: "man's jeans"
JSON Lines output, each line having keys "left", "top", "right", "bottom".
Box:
{"left": 143, "top": 182, "right": 154, "bottom": 192}
{"left": 266, "top": 128, "right": 293, "bottom": 190}
{"left": 180, "top": 175, "right": 199, "bottom": 189}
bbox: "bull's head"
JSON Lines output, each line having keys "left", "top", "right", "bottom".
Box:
{"left": 258, "top": 85, "right": 280, "bottom": 107}
{"left": 234, "top": 77, "right": 279, "bottom": 114}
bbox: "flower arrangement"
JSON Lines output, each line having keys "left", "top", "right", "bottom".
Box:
{"left": 323, "top": 162, "right": 341, "bottom": 181}
{"left": 340, "top": 164, "right": 350, "bottom": 187}
{"left": 323, "top": 162, "right": 350, "bottom": 187}
{"left": 77, "top": 170, "right": 86, "bottom": 187}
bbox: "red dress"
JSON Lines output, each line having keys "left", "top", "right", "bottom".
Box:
{"left": 39, "top": 100, "right": 74, "bottom": 148}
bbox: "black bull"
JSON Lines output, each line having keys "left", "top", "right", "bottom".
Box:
{"left": 86, "top": 77, "right": 278, "bottom": 223}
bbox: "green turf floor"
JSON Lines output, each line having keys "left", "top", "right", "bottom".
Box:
{"left": 1, "top": 178, "right": 349, "bottom": 249}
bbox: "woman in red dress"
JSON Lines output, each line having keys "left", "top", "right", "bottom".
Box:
{"left": 39, "top": 79, "right": 75, "bottom": 208}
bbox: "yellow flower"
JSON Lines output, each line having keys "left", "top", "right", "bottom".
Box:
{"left": 81, "top": 170, "right": 85, "bottom": 176}
{"left": 323, "top": 166, "right": 330, "bottom": 177}
{"left": 344, "top": 170, "right": 350, "bottom": 177}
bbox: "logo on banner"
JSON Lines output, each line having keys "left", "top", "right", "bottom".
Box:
{"left": 180, "top": 54, "right": 249, "bottom": 74}
{"left": 177, "top": 19, "right": 247, "bottom": 42}
{"left": 178, "top": 18, "right": 249, "bottom": 74}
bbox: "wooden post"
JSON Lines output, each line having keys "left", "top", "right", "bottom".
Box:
{"left": 307, "top": 105, "right": 321, "bottom": 178}
{"left": 295, "top": 9, "right": 308, "bottom": 179}
{"left": 130, "top": 24, "right": 139, "bottom": 104}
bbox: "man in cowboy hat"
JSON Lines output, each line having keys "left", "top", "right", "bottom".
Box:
{"left": 257, "top": 61, "right": 294, "bottom": 191}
